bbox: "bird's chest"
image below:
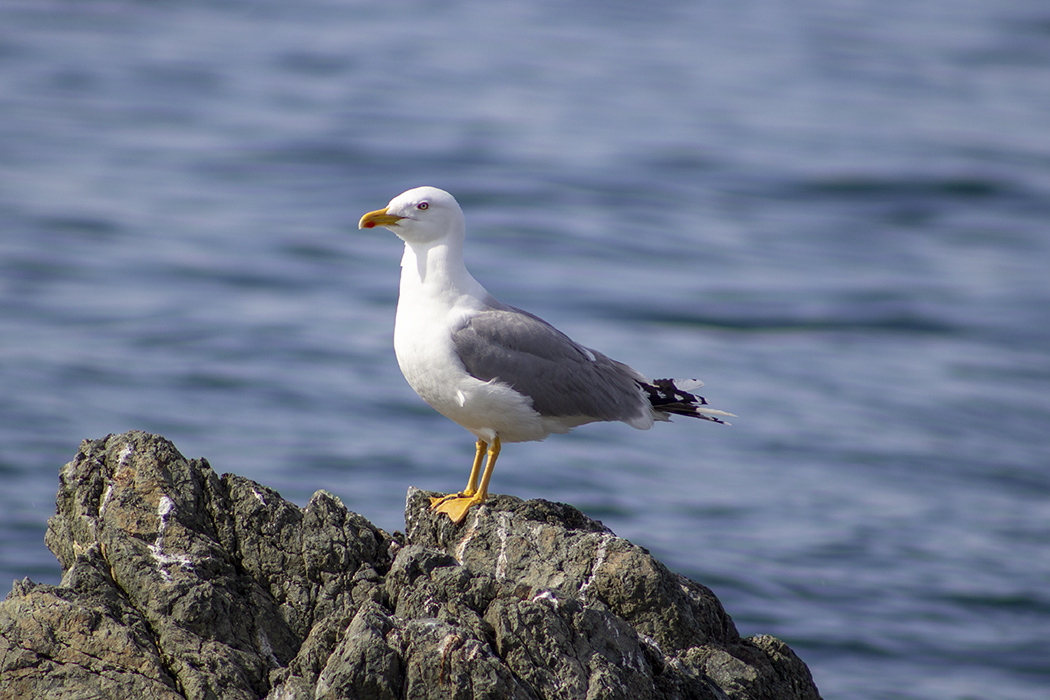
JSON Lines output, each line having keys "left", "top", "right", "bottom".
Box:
{"left": 393, "top": 296, "right": 473, "bottom": 411}
{"left": 393, "top": 303, "right": 542, "bottom": 442}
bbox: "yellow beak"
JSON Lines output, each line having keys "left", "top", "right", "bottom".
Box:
{"left": 358, "top": 207, "right": 405, "bottom": 229}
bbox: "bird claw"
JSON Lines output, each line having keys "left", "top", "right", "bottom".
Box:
{"left": 429, "top": 493, "right": 482, "bottom": 524}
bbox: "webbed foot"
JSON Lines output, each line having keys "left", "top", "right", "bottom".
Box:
{"left": 429, "top": 492, "right": 485, "bottom": 524}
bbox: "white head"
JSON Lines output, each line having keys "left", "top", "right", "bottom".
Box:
{"left": 358, "top": 186, "right": 465, "bottom": 247}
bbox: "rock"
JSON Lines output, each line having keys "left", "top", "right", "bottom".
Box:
{"left": 0, "top": 431, "right": 821, "bottom": 700}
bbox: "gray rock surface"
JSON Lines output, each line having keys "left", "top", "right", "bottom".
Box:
{"left": 0, "top": 431, "right": 821, "bottom": 700}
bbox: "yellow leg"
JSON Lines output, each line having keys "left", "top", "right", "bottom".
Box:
{"left": 462, "top": 439, "right": 486, "bottom": 496}
{"left": 474, "top": 436, "right": 499, "bottom": 503}
{"left": 430, "top": 436, "right": 501, "bottom": 524}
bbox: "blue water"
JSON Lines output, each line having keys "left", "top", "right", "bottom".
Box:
{"left": 2, "top": 1, "right": 1049, "bottom": 697}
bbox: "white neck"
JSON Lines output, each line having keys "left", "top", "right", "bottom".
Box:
{"left": 399, "top": 239, "right": 488, "bottom": 306}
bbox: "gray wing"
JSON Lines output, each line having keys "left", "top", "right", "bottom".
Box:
{"left": 451, "top": 301, "right": 648, "bottom": 421}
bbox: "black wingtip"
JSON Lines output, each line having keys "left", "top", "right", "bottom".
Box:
{"left": 641, "top": 378, "right": 733, "bottom": 424}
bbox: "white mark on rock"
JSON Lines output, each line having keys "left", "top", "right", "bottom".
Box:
{"left": 116, "top": 443, "right": 133, "bottom": 467}
{"left": 494, "top": 512, "right": 513, "bottom": 581}
{"left": 414, "top": 618, "right": 443, "bottom": 629}
{"left": 453, "top": 510, "right": 482, "bottom": 564}
{"left": 252, "top": 488, "right": 266, "bottom": 505}
{"left": 638, "top": 632, "right": 661, "bottom": 652}
{"left": 530, "top": 590, "right": 560, "bottom": 608}
{"left": 579, "top": 534, "right": 611, "bottom": 601}
{"left": 148, "top": 495, "right": 193, "bottom": 582}
{"left": 157, "top": 496, "right": 175, "bottom": 521}
{"left": 98, "top": 483, "right": 115, "bottom": 517}
{"left": 436, "top": 631, "right": 458, "bottom": 657}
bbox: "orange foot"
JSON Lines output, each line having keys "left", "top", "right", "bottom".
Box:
{"left": 429, "top": 492, "right": 485, "bottom": 524}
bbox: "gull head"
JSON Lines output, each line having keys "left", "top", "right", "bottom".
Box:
{"left": 359, "top": 186, "right": 464, "bottom": 246}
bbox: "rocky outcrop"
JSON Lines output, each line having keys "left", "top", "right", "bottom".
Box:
{"left": 0, "top": 431, "right": 820, "bottom": 700}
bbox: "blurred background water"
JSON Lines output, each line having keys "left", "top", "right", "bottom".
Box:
{"left": 2, "top": 1, "right": 1049, "bottom": 697}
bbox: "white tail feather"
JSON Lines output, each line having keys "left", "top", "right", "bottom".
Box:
{"left": 672, "top": 378, "right": 705, "bottom": 392}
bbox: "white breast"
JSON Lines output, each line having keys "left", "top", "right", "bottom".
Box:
{"left": 393, "top": 266, "right": 549, "bottom": 443}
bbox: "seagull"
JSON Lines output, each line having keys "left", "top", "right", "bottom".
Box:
{"left": 359, "top": 186, "right": 732, "bottom": 523}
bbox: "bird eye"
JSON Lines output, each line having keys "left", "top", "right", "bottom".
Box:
{"left": 417, "top": 202, "right": 429, "bottom": 210}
